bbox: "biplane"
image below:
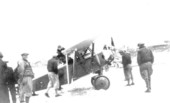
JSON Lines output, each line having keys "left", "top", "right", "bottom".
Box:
{"left": 33, "top": 38, "right": 111, "bottom": 91}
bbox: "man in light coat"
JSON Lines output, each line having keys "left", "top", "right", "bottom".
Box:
{"left": 17, "top": 53, "right": 34, "bottom": 103}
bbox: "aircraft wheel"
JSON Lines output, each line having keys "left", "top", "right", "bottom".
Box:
{"left": 91, "top": 75, "right": 98, "bottom": 86}
{"left": 94, "top": 76, "right": 110, "bottom": 90}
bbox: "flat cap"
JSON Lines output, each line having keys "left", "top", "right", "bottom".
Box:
{"left": 137, "top": 43, "right": 145, "bottom": 47}
{"left": 21, "top": 53, "right": 29, "bottom": 56}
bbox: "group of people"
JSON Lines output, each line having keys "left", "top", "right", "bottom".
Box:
{"left": 0, "top": 52, "right": 16, "bottom": 103}
{"left": 0, "top": 52, "right": 35, "bottom": 103}
{"left": 0, "top": 43, "right": 154, "bottom": 103}
{"left": 119, "top": 43, "right": 154, "bottom": 93}
{"left": 0, "top": 45, "right": 66, "bottom": 103}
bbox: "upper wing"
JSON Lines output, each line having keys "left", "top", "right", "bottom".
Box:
{"left": 64, "top": 38, "right": 95, "bottom": 55}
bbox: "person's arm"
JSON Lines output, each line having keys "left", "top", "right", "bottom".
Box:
{"left": 150, "top": 50, "right": 154, "bottom": 64}
{"left": 53, "top": 60, "right": 59, "bottom": 74}
{"left": 128, "top": 55, "right": 132, "bottom": 64}
{"left": 137, "top": 52, "right": 141, "bottom": 66}
{"left": 17, "top": 60, "right": 25, "bottom": 76}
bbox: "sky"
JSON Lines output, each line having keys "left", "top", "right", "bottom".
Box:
{"left": 0, "top": 0, "right": 170, "bottom": 67}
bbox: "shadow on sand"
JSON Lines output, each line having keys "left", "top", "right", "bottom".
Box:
{"left": 68, "top": 87, "right": 93, "bottom": 96}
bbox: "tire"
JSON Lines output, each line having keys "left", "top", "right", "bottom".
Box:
{"left": 91, "top": 75, "right": 98, "bottom": 86}
{"left": 94, "top": 76, "right": 110, "bottom": 90}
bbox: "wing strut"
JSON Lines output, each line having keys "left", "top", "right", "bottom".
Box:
{"left": 65, "top": 54, "right": 70, "bottom": 84}
{"left": 91, "top": 43, "right": 94, "bottom": 64}
{"left": 72, "top": 49, "right": 77, "bottom": 81}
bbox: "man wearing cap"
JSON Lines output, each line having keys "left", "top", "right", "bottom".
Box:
{"left": 56, "top": 45, "right": 65, "bottom": 90}
{"left": 57, "top": 45, "right": 65, "bottom": 63}
{"left": 137, "top": 43, "right": 154, "bottom": 92}
{"left": 119, "top": 50, "right": 134, "bottom": 86}
{"left": 0, "top": 52, "right": 10, "bottom": 103}
{"left": 17, "top": 53, "right": 34, "bottom": 103}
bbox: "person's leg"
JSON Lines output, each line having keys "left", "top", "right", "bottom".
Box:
{"left": 128, "top": 65, "right": 134, "bottom": 85}
{"left": 145, "top": 69, "right": 152, "bottom": 92}
{"left": 45, "top": 72, "right": 53, "bottom": 97}
{"left": 54, "top": 74, "right": 61, "bottom": 97}
{"left": 1, "top": 85, "right": 10, "bottom": 103}
{"left": 9, "top": 84, "right": 17, "bottom": 103}
{"left": 124, "top": 66, "right": 130, "bottom": 86}
{"left": 123, "top": 67, "right": 127, "bottom": 81}
{"left": 130, "top": 70, "right": 135, "bottom": 85}
{"left": 144, "top": 62, "right": 153, "bottom": 92}
{"left": 18, "top": 81, "right": 25, "bottom": 103}
{"left": 148, "top": 63, "right": 153, "bottom": 90}
{"left": 23, "top": 77, "right": 33, "bottom": 103}
{"left": 140, "top": 64, "right": 149, "bottom": 92}
{"left": 142, "top": 69, "right": 150, "bottom": 92}
{"left": 58, "top": 75, "right": 62, "bottom": 90}
{"left": 32, "top": 81, "right": 38, "bottom": 96}
{"left": 19, "top": 87, "right": 25, "bottom": 103}
{"left": 45, "top": 80, "right": 53, "bottom": 97}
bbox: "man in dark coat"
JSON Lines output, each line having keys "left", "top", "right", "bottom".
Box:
{"left": 45, "top": 56, "right": 61, "bottom": 97}
{"left": 119, "top": 50, "right": 134, "bottom": 86}
{"left": 137, "top": 43, "right": 154, "bottom": 92}
{"left": 3, "top": 61, "right": 16, "bottom": 103}
{"left": 0, "top": 52, "right": 10, "bottom": 103}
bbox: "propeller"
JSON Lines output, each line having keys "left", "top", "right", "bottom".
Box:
{"left": 111, "top": 37, "right": 115, "bottom": 47}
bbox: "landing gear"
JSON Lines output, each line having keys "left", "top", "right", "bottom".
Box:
{"left": 91, "top": 75, "right": 110, "bottom": 90}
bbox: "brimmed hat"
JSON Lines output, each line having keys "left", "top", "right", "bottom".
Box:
{"left": 57, "top": 45, "right": 62, "bottom": 50}
{"left": 119, "top": 50, "right": 125, "bottom": 53}
{"left": 21, "top": 53, "right": 29, "bottom": 56}
{"left": 137, "top": 43, "right": 145, "bottom": 47}
{"left": 57, "top": 45, "right": 65, "bottom": 52}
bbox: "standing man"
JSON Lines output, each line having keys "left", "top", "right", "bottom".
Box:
{"left": 45, "top": 55, "right": 61, "bottom": 97}
{"left": 3, "top": 61, "right": 16, "bottom": 103}
{"left": 119, "top": 50, "right": 134, "bottom": 86}
{"left": 0, "top": 52, "right": 10, "bottom": 103}
{"left": 56, "top": 45, "right": 65, "bottom": 90}
{"left": 137, "top": 43, "right": 154, "bottom": 93}
{"left": 57, "top": 45, "right": 65, "bottom": 64}
{"left": 17, "top": 53, "right": 34, "bottom": 103}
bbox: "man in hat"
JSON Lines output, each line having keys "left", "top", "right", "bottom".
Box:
{"left": 119, "top": 50, "right": 134, "bottom": 86}
{"left": 137, "top": 43, "right": 154, "bottom": 92}
{"left": 56, "top": 45, "right": 66, "bottom": 90}
{"left": 17, "top": 53, "right": 34, "bottom": 103}
{"left": 57, "top": 45, "right": 65, "bottom": 63}
{"left": 3, "top": 61, "right": 17, "bottom": 103}
{"left": 0, "top": 52, "right": 10, "bottom": 103}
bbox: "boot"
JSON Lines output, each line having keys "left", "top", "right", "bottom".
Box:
{"left": 32, "top": 91, "right": 38, "bottom": 96}
{"left": 26, "top": 97, "right": 30, "bottom": 103}
{"left": 131, "top": 82, "right": 135, "bottom": 85}
{"left": 126, "top": 80, "right": 131, "bottom": 86}
{"left": 145, "top": 79, "right": 151, "bottom": 93}
{"left": 145, "top": 88, "right": 151, "bottom": 93}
